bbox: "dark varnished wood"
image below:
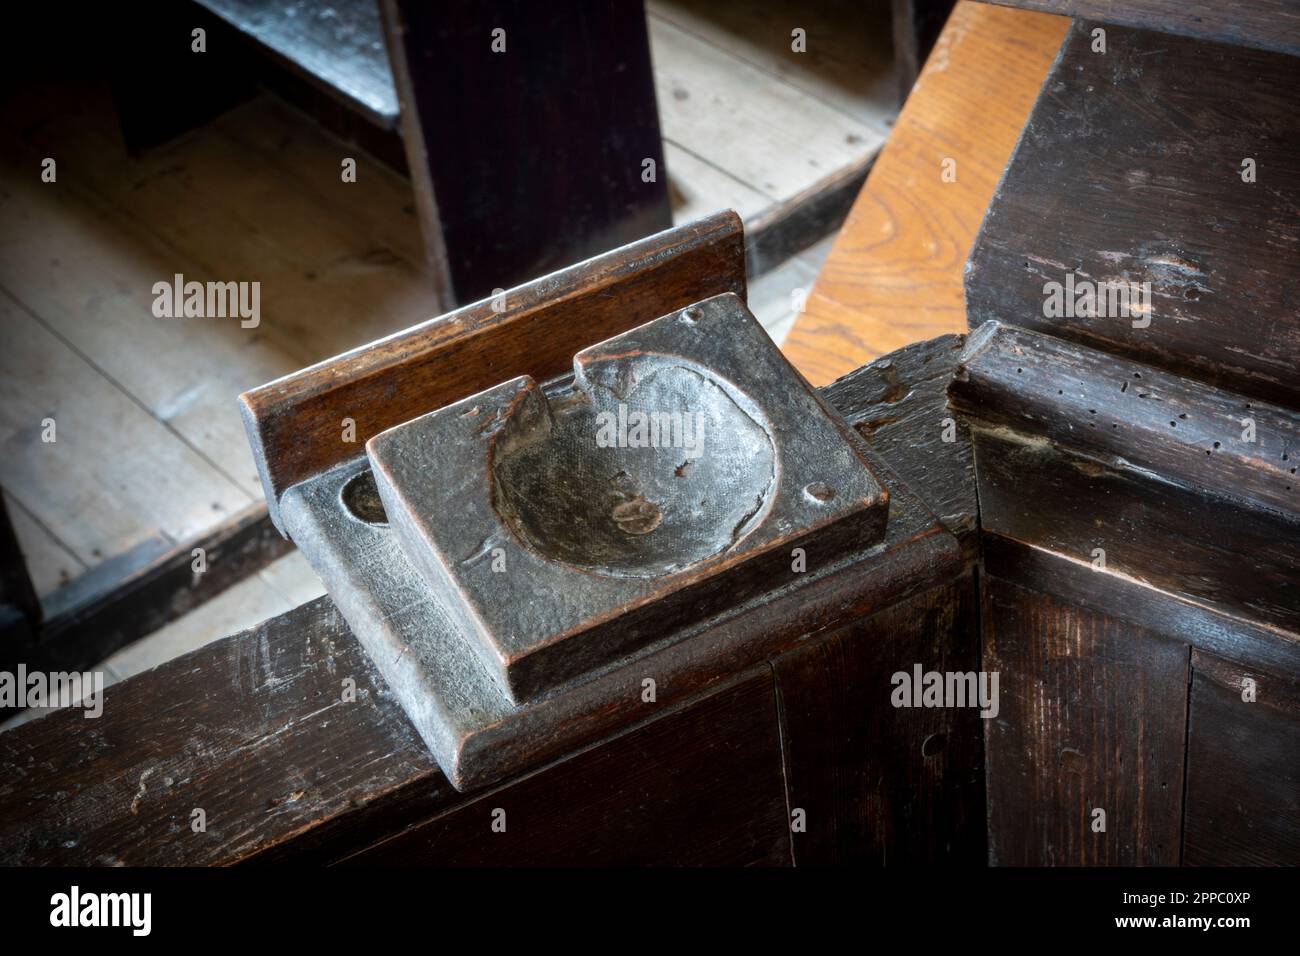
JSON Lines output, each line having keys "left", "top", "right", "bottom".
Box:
{"left": 342, "top": 668, "right": 791, "bottom": 866}
{"left": 1184, "top": 649, "right": 1300, "bottom": 866}
{"left": 381, "top": 0, "right": 671, "bottom": 305}
{"left": 774, "top": 574, "right": 985, "bottom": 865}
{"left": 982, "top": 576, "right": 1188, "bottom": 866}
{"left": 966, "top": 20, "right": 1300, "bottom": 407}
{"left": 979, "top": 0, "right": 1300, "bottom": 57}
{"left": 824, "top": 333, "right": 978, "bottom": 557}
{"left": 241, "top": 211, "right": 746, "bottom": 534}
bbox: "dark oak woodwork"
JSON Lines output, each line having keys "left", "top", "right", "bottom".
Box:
{"left": 966, "top": 20, "right": 1300, "bottom": 407}
{"left": 774, "top": 574, "right": 985, "bottom": 865}
{"left": 2, "top": 342, "right": 977, "bottom": 865}
{"left": 343, "top": 668, "right": 791, "bottom": 866}
{"left": 979, "top": 0, "right": 1300, "bottom": 57}
{"left": 982, "top": 577, "right": 1188, "bottom": 866}
{"left": 241, "top": 211, "right": 747, "bottom": 533}
{"left": 1184, "top": 649, "right": 1300, "bottom": 866}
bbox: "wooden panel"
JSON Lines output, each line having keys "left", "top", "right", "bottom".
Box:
{"left": 240, "top": 211, "right": 747, "bottom": 532}
{"left": 344, "top": 669, "right": 791, "bottom": 865}
{"left": 980, "top": 0, "right": 1300, "bottom": 58}
{"left": 774, "top": 575, "right": 984, "bottom": 864}
{"left": 973, "top": 430, "right": 1300, "bottom": 640}
{"left": 983, "top": 535, "right": 1300, "bottom": 684}
{"left": 0, "top": 290, "right": 250, "bottom": 569}
{"left": 783, "top": 2, "right": 1068, "bottom": 385}
{"left": 966, "top": 21, "right": 1300, "bottom": 408}
{"left": 382, "top": 0, "right": 672, "bottom": 305}
{"left": 983, "top": 577, "right": 1188, "bottom": 865}
{"left": 1184, "top": 650, "right": 1300, "bottom": 865}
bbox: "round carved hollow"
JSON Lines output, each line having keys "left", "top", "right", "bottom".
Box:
{"left": 490, "top": 357, "right": 776, "bottom": 578}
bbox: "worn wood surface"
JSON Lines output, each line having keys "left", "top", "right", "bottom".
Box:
{"left": 983, "top": 576, "right": 1188, "bottom": 866}
{"left": 774, "top": 574, "right": 984, "bottom": 864}
{"left": 0, "top": 487, "right": 958, "bottom": 863}
{"left": 0, "top": 339, "right": 972, "bottom": 864}
{"left": 973, "top": 427, "right": 1300, "bottom": 639}
{"left": 1183, "top": 649, "right": 1300, "bottom": 866}
{"left": 983, "top": 535, "right": 1300, "bottom": 683}
{"left": 822, "top": 333, "right": 977, "bottom": 557}
{"left": 979, "top": 0, "right": 1300, "bottom": 57}
{"left": 783, "top": 1, "right": 1068, "bottom": 384}
{"left": 967, "top": 20, "right": 1300, "bottom": 408}
{"left": 343, "top": 668, "right": 791, "bottom": 865}
{"left": 952, "top": 322, "right": 1300, "bottom": 527}
{"left": 240, "top": 211, "right": 746, "bottom": 533}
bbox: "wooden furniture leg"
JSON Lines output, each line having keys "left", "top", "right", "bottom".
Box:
{"left": 381, "top": 0, "right": 673, "bottom": 309}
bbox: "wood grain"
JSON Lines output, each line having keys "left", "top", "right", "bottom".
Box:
{"left": 774, "top": 575, "right": 985, "bottom": 864}
{"left": 342, "top": 668, "right": 791, "bottom": 866}
{"left": 783, "top": 1, "right": 1068, "bottom": 384}
{"left": 983, "top": 576, "right": 1188, "bottom": 866}
{"left": 1183, "top": 649, "right": 1300, "bottom": 865}
{"left": 951, "top": 322, "right": 1300, "bottom": 525}
{"left": 966, "top": 19, "right": 1300, "bottom": 407}
{"left": 241, "top": 211, "right": 746, "bottom": 533}
{"left": 980, "top": 0, "right": 1300, "bottom": 57}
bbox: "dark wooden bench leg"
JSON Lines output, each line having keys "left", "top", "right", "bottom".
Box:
{"left": 380, "top": 0, "right": 672, "bottom": 308}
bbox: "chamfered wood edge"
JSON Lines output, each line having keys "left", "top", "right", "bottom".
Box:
{"left": 240, "top": 210, "right": 748, "bottom": 534}
{"left": 951, "top": 321, "right": 1300, "bottom": 524}
{"left": 976, "top": 0, "right": 1300, "bottom": 58}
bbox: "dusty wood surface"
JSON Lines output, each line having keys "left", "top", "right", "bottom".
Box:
{"left": 240, "top": 212, "right": 747, "bottom": 533}
{"left": 783, "top": 1, "right": 1068, "bottom": 384}
{"left": 966, "top": 20, "right": 1300, "bottom": 408}
{"left": 822, "top": 333, "right": 977, "bottom": 557}
{"left": 979, "top": 0, "right": 1300, "bottom": 57}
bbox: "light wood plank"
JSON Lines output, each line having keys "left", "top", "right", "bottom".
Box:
{"left": 649, "top": 0, "right": 896, "bottom": 130}
{"left": 664, "top": 142, "right": 770, "bottom": 226}
{"left": 784, "top": 1, "right": 1069, "bottom": 385}
{"left": 649, "top": 16, "right": 885, "bottom": 204}
{"left": 4, "top": 492, "right": 84, "bottom": 597}
{"left": 0, "top": 158, "right": 293, "bottom": 497}
{"left": 0, "top": 290, "right": 249, "bottom": 569}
